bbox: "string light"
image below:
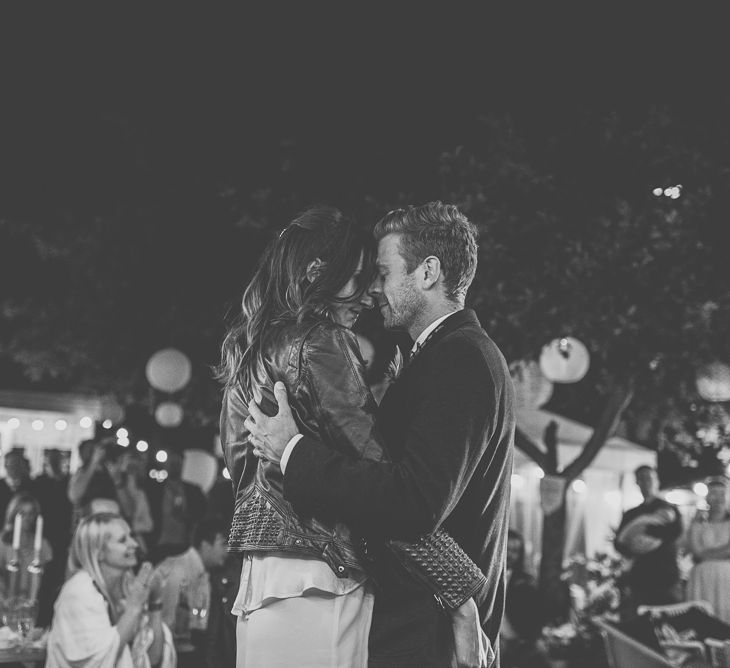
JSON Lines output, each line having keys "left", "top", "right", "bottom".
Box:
{"left": 136, "top": 440, "right": 149, "bottom": 453}
{"left": 222, "top": 467, "right": 231, "bottom": 480}
{"left": 653, "top": 184, "right": 683, "bottom": 199}
{"left": 80, "top": 416, "right": 93, "bottom": 429}
{"left": 117, "top": 437, "right": 130, "bottom": 447}
{"left": 8, "top": 418, "right": 20, "bottom": 429}
{"left": 102, "top": 419, "right": 113, "bottom": 429}
{"left": 31, "top": 420, "right": 44, "bottom": 431}
{"left": 156, "top": 450, "right": 168, "bottom": 464}
{"left": 571, "top": 479, "right": 587, "bottom": 494}
{"left": 116, "top": 428, "right": 128, "bottom": 439}
{"left": 55, "top": 419, "right": 68, "bottom": 431}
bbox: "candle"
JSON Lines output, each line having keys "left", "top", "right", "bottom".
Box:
{"left": 12, "top": 512, "right": 21, "bottom": 550}
{"left": 34, "top": 515, "right": 44, "bottom": 553}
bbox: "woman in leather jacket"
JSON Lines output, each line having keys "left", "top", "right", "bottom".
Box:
{"left": 218, "top": 206, "right": 488, "bottom": 667}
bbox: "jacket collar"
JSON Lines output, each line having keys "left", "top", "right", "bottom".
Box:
{"left": 408, "top": 309, "right": 481, "bottom": 362}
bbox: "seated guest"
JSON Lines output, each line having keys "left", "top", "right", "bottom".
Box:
{"left": 501, "top": 530, "right": 549, "bottom": 668}
{"left": 147, "top": 450, "right": 207, "bottom": 562}
{"left": 204, "top": 553, "right": 241, "bottom": 668}
{"left": 46, "top": 512, "right": 176, "bottom": 668}
{"left": 154, "top": 515, "right": 230, "bottom": 667}
{"left": 0, "top": 492, "right": 53, "bottom": 601}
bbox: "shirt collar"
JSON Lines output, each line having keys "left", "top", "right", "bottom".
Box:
{"left": 410, "top": 311, "right": 459, "bottom": 355}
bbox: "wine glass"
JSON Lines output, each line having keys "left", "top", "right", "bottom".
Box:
{"left": 14, "top": 598, "right": 36, "bottom": 647}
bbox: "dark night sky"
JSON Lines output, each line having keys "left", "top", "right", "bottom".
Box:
{"left": 2, "top": 8, "right": 729, "bottom": 215}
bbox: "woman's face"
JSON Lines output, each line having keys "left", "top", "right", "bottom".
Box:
{"left": 330, "top": 252, "right": 373, "bottom": 329}
{"left": 100, "top": 521, "right": 139, "bottom": 570}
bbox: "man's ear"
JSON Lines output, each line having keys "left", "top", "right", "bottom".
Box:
{"left": 305, "top": 258, "right": 324, "bottom": 283}
{"left": 421, "top": 256, "right": 442, "bottom": 289}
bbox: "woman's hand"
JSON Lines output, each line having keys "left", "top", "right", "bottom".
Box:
{"left": 127, "top": 562, "right": 154, "bottom": 611}
{"left": 147, "top": 569, "right": 166, "bottom": 605}
{"left": 450, "top": 597, "right": 494, "bottom": 668}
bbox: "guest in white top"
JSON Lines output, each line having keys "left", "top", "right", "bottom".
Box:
{"left": 46, "top": 512, "right": 175, "bottom": 668}
{"left": 687, "top": 476, "right": 730, "bottom": 623}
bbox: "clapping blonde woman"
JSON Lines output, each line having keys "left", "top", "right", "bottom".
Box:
{"left": 46, "top": 512, "right": 176, "bottom": 668}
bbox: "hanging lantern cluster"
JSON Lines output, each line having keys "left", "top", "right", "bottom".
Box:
{"left": 539, "top": 337, "right": 590, "bottom": 384}
{"left": 509, "top": 360, "right": 554, "bottom": 410}
{"left": 696, "top": 362, "right": 730, "bottom": 403}
{"left": 145, "top": 348, "right": 192, "bottom": 427}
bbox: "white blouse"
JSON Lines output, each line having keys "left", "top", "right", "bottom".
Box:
{"left": 232, "top": 552, "right": 367, "bottom": 617}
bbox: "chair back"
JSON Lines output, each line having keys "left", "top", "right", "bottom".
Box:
{"left": 594, "top": 618, "right": 675, "bottom": 668}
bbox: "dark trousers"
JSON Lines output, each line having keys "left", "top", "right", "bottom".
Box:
{"left": 368, "top": 591, "right": 453, "bottom": 668}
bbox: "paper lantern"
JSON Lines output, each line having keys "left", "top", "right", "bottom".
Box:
{"left": 145, "top": 348, "right": 192, "bottom": 393}
{"left": 696, "top": 362, "right": 730, "bottom": 402}
{"left": 182, "top": 448, "right": 218, "bottom": 493}
{"left": 509, "top": 360, "right": 553, "bottom": 409}
{"left": 154, "top": 402, "right": 184, "bottom": 428}
{"left": 539, "top": 337, "right": 590, "bottom": 384}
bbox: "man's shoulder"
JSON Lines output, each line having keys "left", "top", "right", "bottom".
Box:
{"left": 431, "top": 324, "right": 510, "bottom": 385}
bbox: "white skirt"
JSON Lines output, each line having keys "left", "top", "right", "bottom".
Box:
{"left": 236, "top": 583, "right": 374, "bottom": 668}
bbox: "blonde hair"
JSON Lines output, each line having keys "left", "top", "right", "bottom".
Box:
{"left": 68, "top": 512, "right": 131, "bottom": 621}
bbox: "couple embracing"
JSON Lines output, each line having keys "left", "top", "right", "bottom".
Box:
{"left": 218, "top": 202, "right": 514, "bottom": 667}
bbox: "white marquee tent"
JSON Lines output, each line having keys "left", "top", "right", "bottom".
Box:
{"left": 511, "top": 407, "right": 657, "bottom": 574}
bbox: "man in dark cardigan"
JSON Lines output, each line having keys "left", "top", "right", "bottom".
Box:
{"left": 247, "top": 202, "right": 515, "bottom": 667}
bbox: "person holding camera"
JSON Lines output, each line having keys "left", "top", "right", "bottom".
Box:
{"left": 68, "top": 439, "right": 124, "bottom": 527}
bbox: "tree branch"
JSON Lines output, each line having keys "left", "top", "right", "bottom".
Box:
{"left": 544, "top": 420, "right": 559, "bottom": 473}
{"left": 515, "top": 427, "right": 549, "bottom": 471}
{"left": 563, "top": 382, "right": 635, "bottom": 482}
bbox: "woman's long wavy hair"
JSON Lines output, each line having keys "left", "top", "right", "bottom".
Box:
{"left": 217, "top": 205, "right": 374, "bottom": 398}
{"left": 68, "top": 512, "right": 130, "bottom": 622}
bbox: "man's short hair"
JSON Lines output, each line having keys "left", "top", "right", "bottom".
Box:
{"left": 634, "top": 464, "right": 656, "bottom": 477}
{"left": 192, "top": 515, "right": 228, "bottom": 548}
{"left": 373, "top": 201, "right": 479, "bottom": 303}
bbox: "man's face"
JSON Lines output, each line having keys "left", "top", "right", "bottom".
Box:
{"left": 370, "top": 233, "right": 423, "bottom": 332}
{"left": 202, "top": 534, "right": 229, "bottom": 569}
{"left": 4, "top": 454, "right": 25, "bottom": 486}
{"left": 636, "top": 468, "right": 658, "bottom": 499}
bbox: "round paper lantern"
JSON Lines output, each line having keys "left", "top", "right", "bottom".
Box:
{"left": 509, "top": 360, "right": 554, "bottom": 410}
{"left": 696, "top": 362, "right": 730, "bottom": 402}
{"left": 154, "top": 402, "right": 184, "bottom": 428}
{"left": 539, "top": 337, "right": 590, "bottom": 384}
{"left": 182, "top": 448, "right": 218, "bottom": 493}
{"left": 145, "top": 348, "right": 192, "bottom": 393}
